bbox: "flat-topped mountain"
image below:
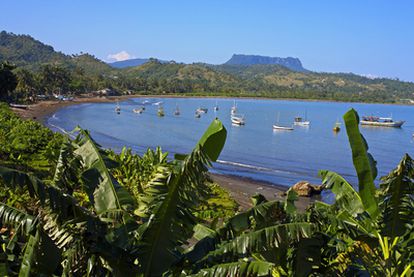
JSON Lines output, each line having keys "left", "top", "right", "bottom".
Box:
{"left": 224, "top": 54, "right": 306, "bottom": 72}
{"left": 1, "top": 30, "right": 414, "bottom": 103}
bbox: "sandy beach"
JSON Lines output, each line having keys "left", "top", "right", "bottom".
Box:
{"left": 10, "top": 95, "right": 315, "bottom": 211}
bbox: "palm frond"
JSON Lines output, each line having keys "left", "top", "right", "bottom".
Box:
{"left": 0, "top": 203, "right": 37, "bottom": 235}
{"left": 194, "top": 223, "right": 315, "bottom": 269}
{"left": 379, "top": 154, "right": 414, "bottom": 238}
{"left": 186, "top": 260, "right": 275, "bottom": 277}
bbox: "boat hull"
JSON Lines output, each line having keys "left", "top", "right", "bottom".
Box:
{"left": 273, "top": 125, "right": 293, "bottom": 130}
{"left": 231, "top": 119, "right": 245, "bottom": 125}
{"left": 293, "top": 121, "right": 310, "bottom": 126}
{"left": 360, "top": 120, "right": 404, "bottom": 127}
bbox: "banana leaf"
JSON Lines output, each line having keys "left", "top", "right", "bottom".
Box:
{"left": 380, "top": 154, "right": 414, "bottom": 238}
{"left": 343, "top": 109, "right": 379, "bottom": 218}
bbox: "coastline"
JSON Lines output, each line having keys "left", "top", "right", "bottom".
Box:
{"left": 210, "top": 173, "right": 313, "bottom": 211}
{"left": 11, "top": 94, "right": 412, "bottom": 125}
{"left": 10, "top": 95, "right": 317, "bottom": 211}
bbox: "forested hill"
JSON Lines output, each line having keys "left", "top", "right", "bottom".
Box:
{"left": 0, "top": 31, "right": 113, "bottom": 74}
{"left": 1, "top": 30, "right": 414, "bottom": 103}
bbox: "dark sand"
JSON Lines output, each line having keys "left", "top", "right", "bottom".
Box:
{"left": 11, "top": 95, "right": 315, "bottom": 211}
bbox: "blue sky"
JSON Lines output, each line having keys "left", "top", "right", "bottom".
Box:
{"left": 1, "top": 1, "right": 413, "bottom": 81}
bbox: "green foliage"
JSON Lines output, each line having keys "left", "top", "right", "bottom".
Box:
{"left": 0, "top": 62, "right": 17, "bottom": 101}
{"left": 379, "top": 154, "right": 414, "bottom": 239}
{"left": 343, "top": 109, "right": 379, "bottom": 219}
{"left": 2, "top": 31, "right": 414, "bottom": 102}
{"left": 0, "top": 103, "right": 413, "bottom": 276}
{"left": 0, "top": 103, "right": 63, "bottom": 173}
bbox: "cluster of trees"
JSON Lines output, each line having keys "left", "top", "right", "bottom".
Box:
{"left": 0, "top": 102, "right": 412, "bottom": 276}
{"left": 2, "top": 29, "right": 414, "bottom": 103}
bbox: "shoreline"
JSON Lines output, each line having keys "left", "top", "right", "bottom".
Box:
{"left": 210, "top": 173, "right": 314, "bottom": 211}
{"left": 10, "top": 95, "right": 317, "bottom": 210}
{"left": 11, "top": 94, "right": 412, "bottom": 125}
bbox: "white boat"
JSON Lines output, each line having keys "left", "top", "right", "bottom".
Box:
{"left": 231, "top": 114, "right": 245, "bottom": 125}
{"left": 133, "top": 107, "right": 144, "bottom": 114}
{"left": 195, "top": 111, "right": 201, "bottom": 118}
{"left": 273, "top": 125, "right": 294, "bottom": 131}
{"left": 115, "top": 102, "right": 121, "bottom": 114}
{"left": 273, "top": 112, "right": 293, "bottom": 130}
{"left": 293, "top": 112, "right": 310, "bottom": 126}
{"left": 174, "top": 105, "right": 180, "bottom": 116}
{"left": 231, "top": 100, "right": 237, "bottom": 115}
{"left": 157, "top": 106, "right": 165, "bottom": 117}
{"left": 196, "top": 107, "right": 208, "bottom": 114}
{"left": 9, "top": 104, "right": 29, "bottom": 109}
{"left": 360, "top": 116, "right": 404, "bottom": 128}
{"left": 214, "top": 101, "right": 218, "bottom": 112}
{"left": 153, "top": 101, "right": 163, "bottom": 106}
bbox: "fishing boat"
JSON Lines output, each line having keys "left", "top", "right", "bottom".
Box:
{"left": 273, "top": 112, "right": 293, "bottom": 130}
{"left": 333, "top": 120, "right": 341, "bottom": 132}
{"left": 231, "top": 100, "right": 237, "bottom": 115}
{"left": 214, "top": 101, "right": 218, "bottom": 112}
{"left": 174, "top": 105, "right": 180, "bottom": 116}
{"left": 115, "top": 102, "right": 121, "bottom": 114}
{"left": 231, "top": 114, "right": 245, "bottom": 125}
{"left": 157, "top": 106, "right": 165, "bottom": 117}
{"left": 360, "top": 116, "right": 404, "bottom": 127}
{"left": 293, "top": 112, "right": 310, "bottom": 126}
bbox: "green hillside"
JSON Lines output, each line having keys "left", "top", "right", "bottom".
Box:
{"left": 1, "top": 30, "right": 414, "bottom": 103}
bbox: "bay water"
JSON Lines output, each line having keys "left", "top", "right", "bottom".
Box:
{"left": 47, "top": 97, "right": 414, "bottom": 193}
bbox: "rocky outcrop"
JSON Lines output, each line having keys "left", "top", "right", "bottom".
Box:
{"left": 292, "top": 181, "right": 324, "bottom": 197}
{"left": 224, "top": 54, "right": 307, "bottom": 72}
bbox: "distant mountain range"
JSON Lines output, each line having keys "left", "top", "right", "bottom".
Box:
{"left": 108, "top": 54, "right": 307, "bottom": 72}
{"left": 1, "top": 30, "right": 413, "bottom": 103}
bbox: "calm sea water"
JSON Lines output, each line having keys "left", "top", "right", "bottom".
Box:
{"left": 47, "top": 97, "right": 414, "bottom": 191}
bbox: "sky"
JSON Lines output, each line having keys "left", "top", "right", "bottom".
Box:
{"left": 1, "top": 0, "right": 413, "bottom": 81}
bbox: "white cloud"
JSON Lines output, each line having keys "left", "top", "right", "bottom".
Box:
{"left": 107, "top": 51, "right": 135, "bottom": 62}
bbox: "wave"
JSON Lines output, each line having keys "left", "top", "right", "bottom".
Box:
{"left": 216, "top": 159, "right": 300, "bottom": 176}
{"left": 46, "top": 122, "right": 76, "bottom": 139}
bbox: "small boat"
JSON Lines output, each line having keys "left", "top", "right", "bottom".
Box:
{"left": 153, "top": 101, "right": 163, "bottom": 106}
{"left": 231, "top": 100, "right": 237, "bottom": 115}
{"left": 333, "top": 120, "right": 341, "bottom": 132}
{"left": 214, "top": 101, "right": 219, "bottom": 111}
{"left": 9, "top": 104, "right": 29, "bottom": 109}
{"left": 293, "top": 112, "right": 310, "bottom": 126}
{"left": 195, "top": 111, "right": 201, "bottom": 118}
{"left": 115, "top": 102, "right": 121, "bottom": 114}
{"left": 231, "top": 114, "right": 245, "bottom": 125}
{"left": 174, "top": 105, "right": 180, "bottom": 116}
{"left": 273, "top": 112, "right": 293, "bottom": 130}
{"left": 133, "top": 107, "right": 144, "bottom": 114}
{"left": 273, "top": 125, "right": 294, "bottom": 131}
{"left": 360, "top": 115, "right": 404, "bottom": 128}
{"left": 196, "top": 107, "right": 208, "bottom": 114}
{"left": 157, "top": 106, "right": 165, "bottom": 117}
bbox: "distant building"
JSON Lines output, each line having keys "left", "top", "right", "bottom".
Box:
{"left": 96, "top": 88, "right": 119, "bottom": 96}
